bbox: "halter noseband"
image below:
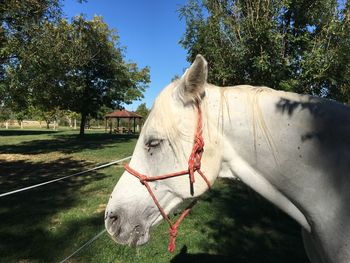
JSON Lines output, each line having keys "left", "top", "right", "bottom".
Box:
{"left": 124, "top": 103, "right": 211, "bottom": 253}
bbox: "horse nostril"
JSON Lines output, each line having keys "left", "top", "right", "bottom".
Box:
{"left": 105, "top": 211, "right": 122, "bottom": 236}
{"left": 110, "top": 215, "right": 119, "bottom": 225}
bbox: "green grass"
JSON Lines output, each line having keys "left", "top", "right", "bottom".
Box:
{"left": 0, "top": 129, "right": 309, "bottom": 263}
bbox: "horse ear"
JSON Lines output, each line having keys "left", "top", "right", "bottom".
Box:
{"left": 178, "top": 54, "right": 208, "bottom": 104}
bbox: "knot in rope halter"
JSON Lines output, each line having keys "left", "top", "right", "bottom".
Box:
{"left": 124, "top": 103, "right": 210, "bottom": 253}
{"left": 138, "top": 175, "right": 148, "bottom": 185}
{"left": 168, "top": 225, "right": 178, "bottom": 252}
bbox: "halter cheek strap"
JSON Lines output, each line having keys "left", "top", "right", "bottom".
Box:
{"left": 124, "top": 103, "right": 210, "bottom": 253}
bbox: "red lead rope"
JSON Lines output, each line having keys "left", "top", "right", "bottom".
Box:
{"left": 124, "top": 103, "right": 211, "bottom": 253}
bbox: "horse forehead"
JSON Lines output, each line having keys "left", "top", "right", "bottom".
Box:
{"left": 153, "top": 84, "right": 177, "bottom": 107}
{"left": 146, "top": 85, "right": 180, "bottom": 123}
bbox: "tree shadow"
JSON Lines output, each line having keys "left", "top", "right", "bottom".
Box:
{"left": 0, "top": 129, "right": 61, "bottom": 136}
{"left": 171, "top": 245, "right": 232, "bottom": 263}
{"left": 0, "top": 209, "right": 105, "bottom": 262}
{"left": 275, "top": 96, "right": 327, "bottom": 118}
{"left": 0, "top": 157, "right": 94, "bottom": 193}
{"left": 275, "top": 97, "right": 350, "bottom": 146}
{"left": 0, "top": 132, "right": 138, "bottom": 155}
{"left": 173, "top": 179, "right": 309, "bottom": 263}
{"left": 275, "top": 96, "right": 350, "bottom": 208}
{"left": 0, "top": 157, "right": 108, "bottom": 262}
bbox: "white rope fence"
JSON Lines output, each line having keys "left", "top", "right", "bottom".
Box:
{"left": 0, "top": 156, "right": 131, "bottom": 198}
{"left": 1, "top": 155, "right": 132, "bottom": 261}
{"left": 56, "top": 156, "right": 131, "bottom": 262}
{"left": 59, "top": 229, "right": 107, "bottom": 263}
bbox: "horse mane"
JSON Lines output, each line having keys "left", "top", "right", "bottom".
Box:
{"left": 204, "top": 84, "right": 278, "bottom": 165}
{"left": 145, "top": 82, "right": 276, "bottom": 163}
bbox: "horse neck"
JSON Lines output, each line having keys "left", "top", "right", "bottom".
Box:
{"left": 205, "top": 86, "right": 350, "bottom": 261}
{"left": 204, "top": 85, "right": 314, "bottom": 232}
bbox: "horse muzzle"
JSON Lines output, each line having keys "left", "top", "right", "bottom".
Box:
{"left": 105, "top": 209, "right": 150, "bottom": 247}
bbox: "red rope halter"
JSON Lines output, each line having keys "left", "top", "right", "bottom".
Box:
{"left": 124, "top": 103, "right": 210, "bottom": 253}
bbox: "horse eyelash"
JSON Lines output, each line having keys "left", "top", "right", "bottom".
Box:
{"left": 145, "top": 138, "right": 163, "bottom": 148}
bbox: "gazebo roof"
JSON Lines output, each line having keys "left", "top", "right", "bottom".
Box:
{"left": 105, "top": 109, "right": 142, "bottom": 118}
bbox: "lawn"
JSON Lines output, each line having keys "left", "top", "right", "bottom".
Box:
{"left": 0, "top": 129, "right": 309, "bottom": 263}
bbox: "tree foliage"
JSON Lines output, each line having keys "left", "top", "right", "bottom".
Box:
{"left": 179, "top": 0, "right": 350, "bottom": 103}
{"left": 1, "top": 1, "right": 150, "bottom": 135}
{"left": 0, "top": 0, "right": 61, "bottom": 109}
{"left": 135, "top": 103, "right": 150, "bottom": 120}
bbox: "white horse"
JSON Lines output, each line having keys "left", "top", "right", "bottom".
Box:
{"left": 105, "top": 55, "right": 350, "bottom": 263}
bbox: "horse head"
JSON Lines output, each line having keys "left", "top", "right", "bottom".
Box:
{"left": 105, "top": 55, "right": 223, "bottom": 248}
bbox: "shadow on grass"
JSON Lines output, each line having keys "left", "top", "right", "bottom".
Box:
{"left": 171, "top": 245, "right": 232, "bottom": 263}
{"left": 0, "top": 157, "right": 107, "bottom": 262}
{"left": 0, "top": 129, "right": 62, "bottom": 136}
{"left": 0, "top": 157, "right": 95, "bottom": 193}
{"left": 172, "top": 179, "right": 309, "bottom": 263}
{"left": 0, "top": 131, "right": 138, "bottom": 155}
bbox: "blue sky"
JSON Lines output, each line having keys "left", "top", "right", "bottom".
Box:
{"left": 62, "top": 0, "right": 190, "bottom": 111}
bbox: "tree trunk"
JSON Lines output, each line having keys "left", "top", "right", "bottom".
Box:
{"left": 74, "top": 118, "right": 77, "bottom": 129}
{"left": 53, "top": 120, "right": 56, "bottom": 130}
{"left": 79, "top": 113, "right": 86, "bottom": 136}
{"left": 46, "top": 120, "right": 50, "bottom": 129}
{"left": 20, "top": 120, "right": 23, "bottom": 129}
{"left": 5, "top": 121, "right": 8, "bottom": 129}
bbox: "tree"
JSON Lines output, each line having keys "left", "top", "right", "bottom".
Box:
{"left": 0, "top": 0, "right": 61, "bottom": 108}
{"left": 62, "top": 16, "right": 150, "bottom": 135}
{"left": 2, "top": 13, "right": 150, "bottom": 135}
{"left": 62, "top": 110, "right": 80, "bottom": 129}
{"left": 135, "top": 103, "right": 150, "bottom": 120}
{"left": 179, "top": 0, "right": 350, "bottom": 102}
{"left": 0, "top": 104, "right": 12, "bottom": 128}
{"left": 171, "top": 74, "right": 180, "bottom": 82}
{"left": 2, "top": 1, "right": 149, "bottom": 135}
{"left": 14, "top": 110, "right": 27, "bottom": 129}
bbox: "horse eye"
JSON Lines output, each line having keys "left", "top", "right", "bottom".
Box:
{"left": 146, "top": 139, "right": 162, "bottom": 148}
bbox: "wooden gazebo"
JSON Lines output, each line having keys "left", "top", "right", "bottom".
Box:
{"left": 105, "top": 110, "right": 143, "bottom": 134}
